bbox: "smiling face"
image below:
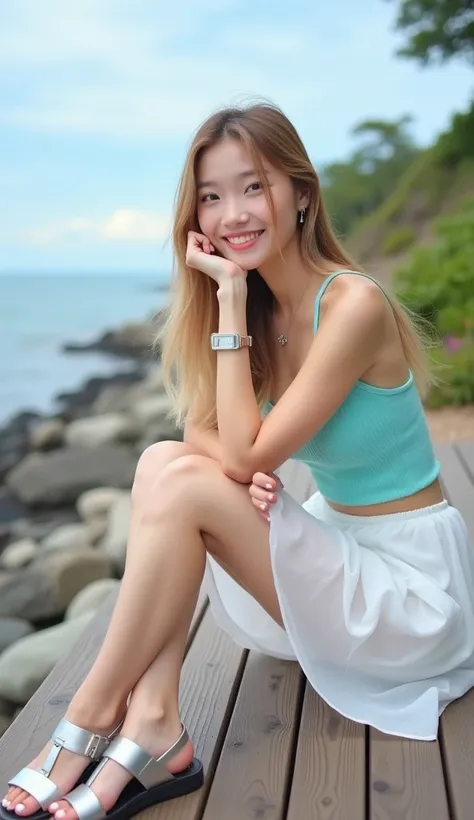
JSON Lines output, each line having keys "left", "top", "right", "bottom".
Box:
{"left": 196, "top": 138, "right": 307, "bottom": 270}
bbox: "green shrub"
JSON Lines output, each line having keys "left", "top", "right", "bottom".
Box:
{"left": 381, "top": 225, "right": 416, "bottom": 255}
{"left": 426, "top": 343, "right": 474, "bottom": 408}
{"left": 395, "top": 197, "right": 474, "bottom": 406}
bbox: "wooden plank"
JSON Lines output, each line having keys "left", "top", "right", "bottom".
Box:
{"left": 440, "top": 688, "right": 474, "bottom": 820}
{"left": 286, "top": 683, "right": 365, "bottom": 820}
{"left": 0, "top": 587, "right": 208, "bottom": 785}
{"left": 456, "top": 441, "right": 474, "bottom": 482}
{"left": 145, "top": 609, "right": 247, "bottom": 820}
{"left": 370, "top": 731, "right": 450, "bottom": 820}
{"left": 201, "top": 654, "right": 303, "bottom": 820}
{"left": 436, "top": 441, "right": 474, "bottom": 820}
{"left": 435, "top": 442, "right": 474, "bottom": 531}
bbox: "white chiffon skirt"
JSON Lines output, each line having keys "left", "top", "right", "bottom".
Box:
{"left": 204, "top": 488, "right": 474, "bottom": 740}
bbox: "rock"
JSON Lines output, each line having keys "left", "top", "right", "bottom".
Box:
{"left": 0, "top": 489, "right": 29, "bottom": 552}
{"left": 55, "top": 370, "right": 145, "bottom": 419}
{"left": 138, "top": 422, "right": 183, "bottom": 452}
{"left": 0, "top": 411, "right": 39, "bottom": 482}
{"left": 99, "top": 494, "right": 132, "bottom": 571}
{"left": 0, "top": 617, "right": 34, "bottom": 653}
{"left": 62, "top": 320, "right": 158, "bottom": 361}
{"left": 64, "top": 414, "right": 139, "bottom": 449}
{"left": 41, "top": 523, "right": 90, "bottom": 553}
{"left": 9, "top": 509, "right": 80, "bottom": 544}
{"left": 5, "top": 445, "right": 138, "bottom": 506}
{"left": 30, "top": 418, "right": 65, "bottom": 450}
{"left": 1, "top": 538, "right": 37, "bottom": 570}
{"left": 0, "top": 612, "right": 95, "bottom": 704}
{"left": 0, "top": 714, "right": 11, "bottom": 738}
{"left": 130, "top": 395, "right": 171, "bottom": 428}
{"left": 86, "top": 517, "right": 108, "bottom": 546}
{"left": 77, "top": 488, "right": 124, "bottom": 521}
{"left": 66, "top": 578, "right": 120, "bottom": 621}
{"left": 0, "top": 548, "right": 113, "bottom": 621}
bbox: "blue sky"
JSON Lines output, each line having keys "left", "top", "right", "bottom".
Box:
{"left": 1, "top": 0, "right": 472, "bottom": 277}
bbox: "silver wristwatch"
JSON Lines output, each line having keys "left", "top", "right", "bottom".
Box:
{"left": 210, "top": 333, "right": 253, "bottom": 350}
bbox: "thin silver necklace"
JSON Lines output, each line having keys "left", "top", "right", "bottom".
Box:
{"left": 276, "top": 281, "right": 312, "bottom": 346}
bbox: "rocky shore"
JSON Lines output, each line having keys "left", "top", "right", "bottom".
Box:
{"left": 0, "top": 312, "right": 182, "bottom": 737}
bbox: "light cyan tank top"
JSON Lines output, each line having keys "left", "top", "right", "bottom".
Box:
{"left": 264, "top": 270, "right": 440, "bottom": 506}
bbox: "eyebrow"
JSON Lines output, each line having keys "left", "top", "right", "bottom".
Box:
{"left": 197, "top": 168, "right": 269, "bottom": 190}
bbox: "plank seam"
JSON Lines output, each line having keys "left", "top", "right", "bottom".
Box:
{"left": 280, "top": 671, "right": 307, "bottom": 820}
{"left": 439, "top": 721, "right": 457, "bottom": 820}
{"left": 455, "top": 443, "right": 474, "bottom": 484}
{"left": 194, "top": 648, "right": 250, "bottom": 820}
{"left": 365, "top": 724, "right": 370, "bottom": 820}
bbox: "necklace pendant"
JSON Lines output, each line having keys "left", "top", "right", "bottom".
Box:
{"left": 277, "top": 334, "right": 288, "bottom": 346}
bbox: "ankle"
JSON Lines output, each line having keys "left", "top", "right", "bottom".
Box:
{"left": 128, "top": 703, "right": 182, "bottom": 739}
{"left": 67, "top": 690, "right": 126, "bottom": 734}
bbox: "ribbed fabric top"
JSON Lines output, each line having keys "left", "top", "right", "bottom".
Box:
{"left": 265, "top": 271, "right": 440, "bottom": 505}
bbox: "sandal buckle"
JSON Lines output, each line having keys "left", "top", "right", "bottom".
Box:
{"left": 84, "top": 733, "right": 109, "bottom": 760}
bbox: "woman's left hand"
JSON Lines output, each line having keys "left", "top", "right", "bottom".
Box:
{"left": 249, "top": 471, "right": 284, "bottom": 522}
{"left": 186, "top": 231, "right": 246, "bottom": 285}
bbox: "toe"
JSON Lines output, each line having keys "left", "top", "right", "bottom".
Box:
{"left": 14, "top": 795, "right": 41, "bottom": 816}
{"left": 53, "top": 800, "right": 77, "bottom": 820}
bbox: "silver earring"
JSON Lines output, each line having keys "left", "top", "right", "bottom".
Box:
{"left": 299, "top": 207, "right": 306, "bottom": 224}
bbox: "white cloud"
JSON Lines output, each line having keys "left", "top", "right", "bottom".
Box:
{"left": 24, "top": 208, "right": 171, "bottom": 245}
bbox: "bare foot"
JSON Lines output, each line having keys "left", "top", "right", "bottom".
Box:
{"left": 49, "top": 712, "right": 194, "bottom": 820}
{"left": 2, "top": 701, "right": 125, "bottom": 817}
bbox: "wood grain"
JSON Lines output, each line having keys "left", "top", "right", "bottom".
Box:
{"left": 370, "top": 731, "right": 450, "bottom": 820}
{"left": 202, "top": 654, "right": 303, "bottom": 820}
{"left": 286, "top": 682, "right": 365, "bottom": 820}
{"left": 0, "top": 587, "right": 208, "bottom": 787}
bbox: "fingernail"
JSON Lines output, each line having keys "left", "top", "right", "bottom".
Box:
{"left": 260, "top": 503, "right": 266, "bottom": 510}
{"left": 56, "top": 811, "right": 66, "bottom": 819}
{"left": 266, "top": 483, "right": 272, "bottom": 489}
{"left": 15, "top": 805, "right": 25, "bottom": 815}
{"left": 49, "top": 803, "right": 59, "bottom": 812}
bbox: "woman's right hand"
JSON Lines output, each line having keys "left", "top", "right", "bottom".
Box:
{"left": 249, "top": 471, "right": 284, "bottom": 522}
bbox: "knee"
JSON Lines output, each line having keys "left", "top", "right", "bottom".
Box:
{"left": 138, "top": 454, "right": 217, "bottom": 523}
{"left": 132, "top": 440, "right": 196, "bottom": 502}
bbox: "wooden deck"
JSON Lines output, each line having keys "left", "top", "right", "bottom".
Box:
{"left": 1, "top": 441, "right": 474, "bottom": 819}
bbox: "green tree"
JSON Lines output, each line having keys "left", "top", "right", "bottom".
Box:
{"left": 322, "top": 116, "right": 419, "bottom": 236}
{"left": 389, "top": 0, "right": 474, "bottom": 65}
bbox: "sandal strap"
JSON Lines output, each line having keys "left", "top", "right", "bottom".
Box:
{"left": 62, "top": 784, "right": 105, "bottom": 820}
{"left": 95, "top": 723, "right": 189, "bottom": 790}
{"left": 39, "top": 718, "right": 116, "bottom": 779}
{"left": 8, "top": 768, "right": 62, "bottom": 810}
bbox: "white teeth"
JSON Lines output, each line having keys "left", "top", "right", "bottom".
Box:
{"left": 227, "top": 231, "right": 262, "bottom": 245}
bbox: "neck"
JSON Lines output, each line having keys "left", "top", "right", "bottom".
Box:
{"left": 257, "top": 237, "right": 327, "bottom": 313}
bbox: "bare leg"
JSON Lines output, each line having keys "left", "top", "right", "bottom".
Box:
{"left": 7, "top": 450, "right": 284, "bottom": 820}
{"left": 4, "top": 442, "right": 202, "bottom": 816}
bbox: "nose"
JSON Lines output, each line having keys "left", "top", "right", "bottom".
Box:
{"left": 222, "top": 200, "right": 250, "bottom": 229}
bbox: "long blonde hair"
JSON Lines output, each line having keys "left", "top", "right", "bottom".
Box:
{"left": 158, "top": 101, "right": 432, "bottom": 430}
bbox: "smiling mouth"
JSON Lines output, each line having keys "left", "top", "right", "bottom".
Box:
{"left": 224, "top": 230, "right": 265, "bottom": 248}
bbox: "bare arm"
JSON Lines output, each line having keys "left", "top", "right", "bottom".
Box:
{"left": 183, "top": 414, "right": 223, "bottom": 462}
{"left": 216, "top": 277, "right": 386, "bottom": 483}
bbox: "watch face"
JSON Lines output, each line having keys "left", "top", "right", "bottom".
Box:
{"left": 212, "top": 334, "right": 237, "bottom": 349}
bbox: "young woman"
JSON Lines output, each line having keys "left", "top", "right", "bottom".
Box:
{"left": 3, "top": 102, "right": 474, "bottom": 820}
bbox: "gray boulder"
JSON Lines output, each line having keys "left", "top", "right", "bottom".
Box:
{"left": 0, "top": 617, "right": 34, "bottom": 653}
{"left": 0, "top": 548, "right": 113, "bottom": 621}
{"left": 5, "top": 446, "right": 138, "bottom": 506}
{"left": 64, "top": 414, "right": 139, "bottom": 448}
{"left": 0, "top": 538, "right": 37, "bottom": 570}
{"left": 66, "top": 578, "right": 120, "bottom": 621}
{"left": 0, "top": 612, "right": 95, "bottom": 704}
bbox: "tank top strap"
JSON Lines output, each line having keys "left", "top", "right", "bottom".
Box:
{"left": 313, "top": 269, "right": 392, "bottom": 331}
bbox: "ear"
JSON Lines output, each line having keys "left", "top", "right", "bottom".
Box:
{"left": 296, "top": 187, "right": 310, "bottom": 211}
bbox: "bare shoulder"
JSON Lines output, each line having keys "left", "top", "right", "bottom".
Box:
{"left": 319, "top": 272, "right": 388, "bottom": 328}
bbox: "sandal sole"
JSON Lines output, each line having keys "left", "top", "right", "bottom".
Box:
{"left": 101, "top": 758, "right": 204, "bottom": 820}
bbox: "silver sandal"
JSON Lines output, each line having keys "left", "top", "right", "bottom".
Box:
{"left": 62, "top": 724, "right": 203, "bottom": 820}
{"left": 1, "top": 718, "right": 122, "bottom": 820}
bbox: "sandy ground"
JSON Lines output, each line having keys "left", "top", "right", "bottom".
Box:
{"left": 426, "top": 405, "right": 474, "bottom": 443}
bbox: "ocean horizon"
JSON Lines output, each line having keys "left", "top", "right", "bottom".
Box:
{"left": 0, "top": 272, "right": 170, "bottom": 426}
